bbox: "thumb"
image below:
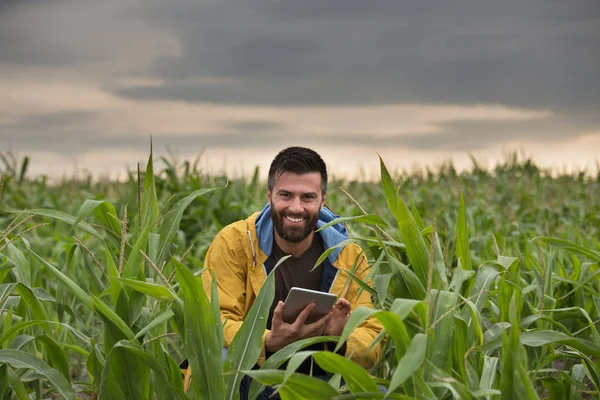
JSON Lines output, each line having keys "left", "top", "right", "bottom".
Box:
{"left": 272, "top": 301, "right": 284, "bottom": 327}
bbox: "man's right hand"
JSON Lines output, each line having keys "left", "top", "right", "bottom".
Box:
{"left": 265, "top": 301, "right": 332, "bottom": 353}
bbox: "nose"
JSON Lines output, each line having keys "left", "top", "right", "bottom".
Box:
{"left": 289, "top": 196, "right": 302, "bottom": 213}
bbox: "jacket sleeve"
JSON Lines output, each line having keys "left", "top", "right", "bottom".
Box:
{"left": 343, "top": 250, "right": 383, "bottom": 370}
{"left": 201, "top": 227, "right": 272, "bottom": 366}
{"left": 202, "top": 229, "right": 247, "bottom": 347}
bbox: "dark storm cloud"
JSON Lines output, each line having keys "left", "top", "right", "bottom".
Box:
{"left": 1, "top": 0, "right": 599, "bottom": 158}
{"left": 110, "top": 0, "right": 600, "bottom": 114}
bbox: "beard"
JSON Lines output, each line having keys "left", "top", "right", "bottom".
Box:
{"left": 270, "top": 203, "right": 320, "bottom": 243}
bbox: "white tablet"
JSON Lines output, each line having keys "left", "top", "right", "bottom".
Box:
{"left": 282, "top": 287, "right": 337, "bottom": 324}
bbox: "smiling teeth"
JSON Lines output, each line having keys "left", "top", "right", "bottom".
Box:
{"left": 286, "top": 216, "right": 303, "bottom": 223}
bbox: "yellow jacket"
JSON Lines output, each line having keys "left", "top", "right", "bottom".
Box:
{"left": 202, "top": 204, "right": 382, "bottom": 369}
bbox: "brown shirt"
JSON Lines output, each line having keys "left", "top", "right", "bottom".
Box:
{"left": 267, "top": 233, "right": 324, "bottom": 330}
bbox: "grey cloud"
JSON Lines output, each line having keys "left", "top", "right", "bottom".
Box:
{"left": 1, "top": 0, "right": 600, "bottom": 160}
{"left": 4, "top": 109, "right": 596, "bottom": 155}
{"left": 1, "top": 111, "right": 99, "bottom": 150}
{"left": 111, "top": 0, "right": 600, "bottom": 115}
{"left": 3, "top": 0, "right": 599, "bottom": 114}
{"left": 392, "top": 117, "right": 594, "bottom": 151}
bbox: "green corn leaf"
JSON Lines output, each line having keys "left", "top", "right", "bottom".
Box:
{"left": 14, "top": 209, "right": 103, "bottom": 238}
{"left": 174, "top": 259, "right": 225, "bottom": 399}
{"left": 313, "top": 351, "right": 380, "bottom": 394}
{"left": 92, "top": 201, "right": 122, "bottom": 238}
{"left": 449, "top": 267, "right": 475, "bottom": 295}
{"left": 316, "top": 214, "right": 390, "bottom": 232}
{"left": 282, "top": 351, "right": 317, "bottom": 385}
{"left": 140, "top": 146, "right": 160, "bottom": 231}
{"left": 386, "top": 249, "right": 427, "bottom": 300}
{"left": 314, "top": 239, "right": 356, "bottom": 270}
{"left": 156, "top": 187, "right": 223, "bottom": 267}
{"left": 223, "top": 256, "right": 288, "bottom": 400}
{"left": 335, "top": 306, "right": 380, "bottom": 353}
{"left": 0, "top": 349, "right": 75, "bottom": 400}
{"left": 116, "top": 277, "right": 175, "bottom": 301}
{"left": 388, "top": 333, "right": 427, "bottom": 392}
{"left": 72, "top": 199, "right": 106, "bottom": 232}
{"left": 544, "top": 306, "right": 600, "bottom": 343}
{"left": 374, "top": 311, "right": 411, "bottom": 362}
{"left": 425, "top": 290, "right": 457, "bottom": 380}
{"left": 248, "top": 336, "right": 338, "bottom": 400}
{"left": 0, "top": 283, "right": 17, "bottom": 303}
{"left": 86, "top": 342, "right": 105, "bottom": 383}
{"left": 14, "top": 283, "right": 51, "bottom": 333}
{"left": 374, "top": 273, "right": 393, "bottom": 308}
{"left": 100, "top": 340, "right": 186, "bottom": 399}
{"left": 461, "top": 297, "right": 485, "bottom": 347}
{"left": 0, "top": 320, "right": 91, "bottom": 348}
{"left": 245, "top": 370, "right": 339, "bottom": 399}
{"left": 452, "top": 315, "right": 469, "bottom": 382}
{"left": 469, "top": 264, "right": 504, "bottom": 312}
{"left": 341, "top": 268, "right": 379, "bottom": 300}
{"left": 211, "top": 271, "right": 225, "bottom": 352}
{"left": 430, "top": 231, "right": 449, "bottom": 290}
{"left": 329, "top": 394, "right": 416, "bottom": 399}
{"left": 351, "top": 236, "right": 406, "bottom": 249}
{"left": 456, "top": 193, "right": 472, "bottom": 271}
{"left": 122, "top": 225, "right": 149, "bottom": 279}
{"left": 479, "top": 356, "right": 499, "bottom": 393}
{"left": 134, "top": 308, "right": 175, "bottom": 340}
{"left": 5, "top": 243, "right": 30, "bottom": 286}
{"left": 534, "top": 236, "right": 600, "bottom": 262}
{"left": 98, "top": 341, "right": 150, "bottom": 400}
{"left": 91, "top": 295, "right": 136, "bottom": 340}
{"left": 379, "top": 156, "right": 438, "bottom": 289}
{"left": 389, "top": 297, "right": 424, "bottom": 320}
{"left": 5, "top": 365, "right": 30, "bottom": 400}
{"left": 34, "top": 335, "right": 71, "bottom": 382}
{"left": 409, "top": 194, "right": 425, "bottom": 230}
{"left": 28, "top": 248, "right": 94, "bottom": 309}
{"left": 519, "top": 330, "right": 600, "bottom": 358}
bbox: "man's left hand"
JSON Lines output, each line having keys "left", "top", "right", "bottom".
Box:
{"left": 325, "top": 298, "right": 352, "bottom": 336}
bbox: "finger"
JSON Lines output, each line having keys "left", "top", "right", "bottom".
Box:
{"left": 294, "top": 302, "right": 316, "bottom": 326}
{"left": 271, "top": 301, "right": 284, "bottom": 328}
{"left": 337, "top": 298, "right": 352, "bottom": 314}
{"left": 306, "top": 312, "right": 332, "bottom": 333}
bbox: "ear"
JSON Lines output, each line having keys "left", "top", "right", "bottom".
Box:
{"left": 266, "top": 187, "right": 272, "bottom": 203}
{"left": 320, "top": 193, "right": 327, "bottom": 207}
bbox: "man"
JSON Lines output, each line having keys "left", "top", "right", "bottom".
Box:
{"left": 201, "top": 147, "right": 381, "bottom": 395}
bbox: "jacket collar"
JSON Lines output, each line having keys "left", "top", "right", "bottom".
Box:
{"left": 254, "top": 203, "right": 349, "bottom": 265}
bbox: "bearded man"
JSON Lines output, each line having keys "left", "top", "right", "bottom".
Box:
{"left": 202, "top": 146, "right": 381, "bottom": 398}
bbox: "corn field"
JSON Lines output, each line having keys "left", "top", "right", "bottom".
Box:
{"left": 0, "top": 149, "right": 599, "bottom": 399}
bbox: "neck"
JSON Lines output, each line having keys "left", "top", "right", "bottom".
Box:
{"left": 274, "top": 231, "right": 314, "bottom": 258}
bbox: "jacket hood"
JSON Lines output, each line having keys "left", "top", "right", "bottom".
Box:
{"left": 254, "top": 203, "right": 349, "bottom": 265}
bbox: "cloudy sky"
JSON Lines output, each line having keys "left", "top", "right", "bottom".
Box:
{"left": 1, "top": 0, "right": 599, "bottom": 180}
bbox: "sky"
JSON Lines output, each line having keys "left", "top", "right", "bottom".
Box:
{"left": 1, "top": 0, "right": 599, "bottom": 181}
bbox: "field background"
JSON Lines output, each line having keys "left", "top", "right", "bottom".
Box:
{"left": 1, "top": 151, "right": 599, "bottom": 399}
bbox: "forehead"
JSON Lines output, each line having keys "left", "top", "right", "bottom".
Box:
{"left": 272, "top": 172, "right": 322, "bottom": 193}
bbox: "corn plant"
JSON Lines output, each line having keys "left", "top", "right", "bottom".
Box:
{"left": 243, "top": 157, "right": 600, "bottom": 399}
{"left": 1, "top": 149, "right": 599, "bottom": 399}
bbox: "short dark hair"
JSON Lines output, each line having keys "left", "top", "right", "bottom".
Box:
{"left": 267, "top": 147, "right": 328, "bottom": 195}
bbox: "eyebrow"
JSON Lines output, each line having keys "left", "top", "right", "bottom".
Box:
{"left": 277, "top": 189, "right": 318, "bottom": 197}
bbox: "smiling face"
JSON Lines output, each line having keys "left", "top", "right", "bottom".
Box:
{"left": 267, "top": 171, "right": 326, "bottom": 244}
